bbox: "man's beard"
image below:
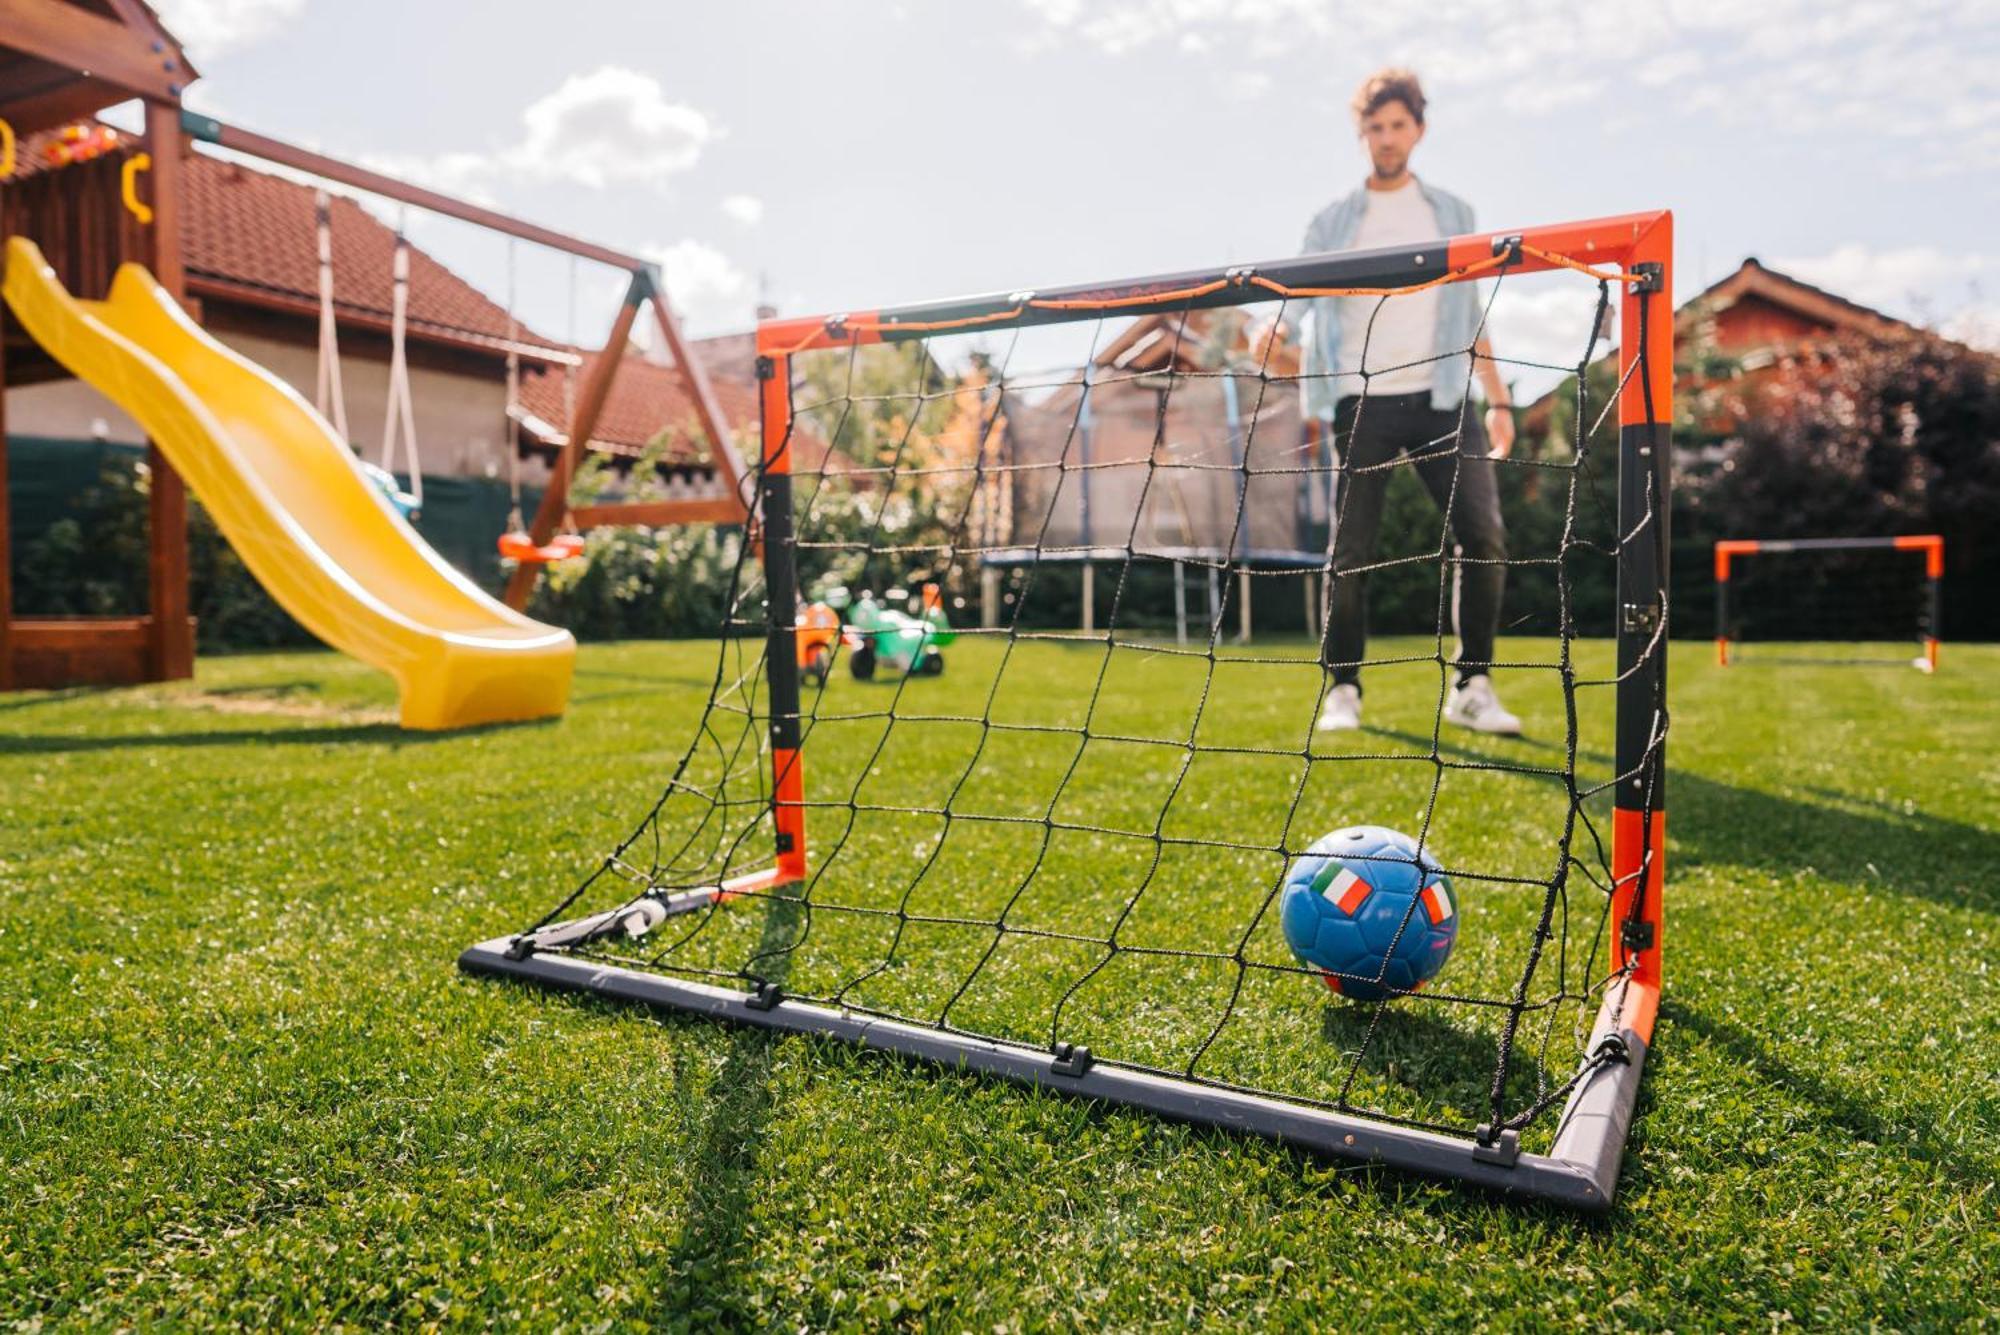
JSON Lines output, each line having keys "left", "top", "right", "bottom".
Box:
{"left": 1371, "top": 152, "right": 1408, "bottom": 180}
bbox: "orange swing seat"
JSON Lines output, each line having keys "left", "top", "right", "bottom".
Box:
{"left": 497, "top": 531, "right": 586, "bottom": 564}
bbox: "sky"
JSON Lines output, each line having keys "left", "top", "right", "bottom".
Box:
{"left": 122, "top": 0, "right": 1999, "bottom": 398}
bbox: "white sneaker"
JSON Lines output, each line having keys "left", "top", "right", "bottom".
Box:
{"left": 1445, "top": 674, "right": 1522, "bottom": 736}
{"left": 1317, "top": 683, "right": 1362, "bottom": 731}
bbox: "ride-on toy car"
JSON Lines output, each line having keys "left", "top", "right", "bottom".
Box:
{"left": 839, "top": 583, "right": 955, "bottom": 681}
{"left": 796, "top": 600, "right": 842, "bottom": 687}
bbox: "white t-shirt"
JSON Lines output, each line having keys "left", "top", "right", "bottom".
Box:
{"left": 1335, "top": 180, "right": 1442, "bottom": 395}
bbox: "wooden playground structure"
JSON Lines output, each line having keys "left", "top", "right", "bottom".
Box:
{"left": 0, "top": 0, "right": 750, "bottom": 692}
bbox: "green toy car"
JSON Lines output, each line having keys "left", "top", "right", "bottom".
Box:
{"left": 831, "top": 582, "right": 956, "bottom": 681}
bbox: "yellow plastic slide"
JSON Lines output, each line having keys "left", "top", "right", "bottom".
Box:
{"left": 3, "top": 238, "right": 575, "bottom": 729}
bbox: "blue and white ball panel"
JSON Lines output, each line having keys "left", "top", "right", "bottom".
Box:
{"left": 1278, "top": 825, "right": 1458, "bottom": 1002}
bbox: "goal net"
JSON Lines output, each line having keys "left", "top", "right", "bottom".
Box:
{"left": 463, "top": 212, "right": 1674, "bottom": 1209}
{"left": 1715, "top": 536, "right": 1943, "bottom": 671}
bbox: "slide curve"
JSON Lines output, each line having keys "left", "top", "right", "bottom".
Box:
{"left": 3, "top": 237, "right": 575, "bottom": 729}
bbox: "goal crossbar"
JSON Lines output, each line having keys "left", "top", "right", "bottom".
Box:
{"left": 463, "top": 209, "right": 1675, "bottom": 1211}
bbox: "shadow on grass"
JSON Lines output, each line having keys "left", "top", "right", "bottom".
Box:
{"left": 197, "top": 679, "right": 324, "bottom": 698}
{"left": 1361, "top": 724, "right": 1998, "bottom": 916}
{"left": 1664, "top": 999, "right": 1999, "bottom": 1184}
{"left": 0, "top": 716, "right": 556, "bottom": 755}
{"left": 653, "top": 894, "right": 803, "bottom": 1314}
{"left": 1316, "top": 997, "right": 1553, "bottom": 1127}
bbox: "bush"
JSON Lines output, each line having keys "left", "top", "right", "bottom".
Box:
{"left": 1684, "top": 325, "right": 2000, "bottom": 640}
{"left": 13, "top": 454, "right": 311, "bottom": 650}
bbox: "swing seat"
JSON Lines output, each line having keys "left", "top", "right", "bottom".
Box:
{"left": 498, "top": 531, "right": 585, "bottom": 564}
{"left": 359, "top": 460, "right": 420, "bottom": 518}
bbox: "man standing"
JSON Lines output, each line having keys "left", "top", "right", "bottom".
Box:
{"left": 1269, "top": 69, "right": 1522, "bottom": 735}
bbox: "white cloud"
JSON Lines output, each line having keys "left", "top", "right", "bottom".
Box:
{"left": 307, "top": 66, "right": 716, "bottom": 204}
{"left": 646, "top": 239, "right": 755, "bottom": 337}
{"left": 720, "top": 193, "right": 765, "bottom": 226}
{"left": 513, "top": 67, "right": 713, "bottom": 188}
{"left": 1773, "top": 244, "right": 1998, "bottom": 344}
{"left": 1014, "top": 0, "right": 1997, "bottom": 159}
{"left": 152, "top": 0, "right": 302, "bottom": 61}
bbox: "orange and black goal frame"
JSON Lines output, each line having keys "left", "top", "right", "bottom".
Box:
{"left": 461, "top": 210, "right": 1674, "bottom": 1210}
{"left": 1715, "top": 535, "right": 1943, "bottom": 671}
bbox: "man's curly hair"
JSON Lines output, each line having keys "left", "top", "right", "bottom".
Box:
{"left": 1351, "top": 67, "right": 1426, "bottom": 126}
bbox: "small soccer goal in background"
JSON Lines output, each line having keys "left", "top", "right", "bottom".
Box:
{"left": 1715, "top": 535, "right": 1943, "bottom": 671}
{"left": 462, "top": 210, "right": 1675, "bottom": 1210}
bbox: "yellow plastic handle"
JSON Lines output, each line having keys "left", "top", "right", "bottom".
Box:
{"left": 0, "top": 118, "right": 15, "bottom": 180}
{"left": 122, "top": 151, "right": 155, "bottom": 225}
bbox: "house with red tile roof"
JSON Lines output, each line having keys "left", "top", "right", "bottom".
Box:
{"left": 4, "top": 124, "right": 761, "bottom": 501}
{"left": 1520, "top": 257, "right": 1907, "bottom": 447}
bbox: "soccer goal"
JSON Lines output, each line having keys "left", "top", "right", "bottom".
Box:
{"left": 462, "top": 211, "right": 1674, "bottom": 1210}
{"left": 1715, "top": 535, "right": 1943, "bottom": 671}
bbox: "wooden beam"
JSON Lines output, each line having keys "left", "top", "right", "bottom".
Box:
{"left": 7, "top": 616, "right": 196, "bottom": 688}
{"left": 503, "top": 279, "right": 645, "bottom": 610}
{"left": 100, "top": 0, "right": 197, "bottom": 81}
{"left": 143, "top": 98, "right": 193, "bottom": 680}
{"left": 570, "top": 497, "right": 746, "bottom": 529}
{"left": 182, "top": 114, "right": 649, "bottom": 273}
{"left": 0, "top": 0, "right": 188, "bottom": 101}
{"left": 643, "top": 281, "right": 751, "bottom": 506}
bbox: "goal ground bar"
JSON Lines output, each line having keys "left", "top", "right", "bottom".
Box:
{"left": 458, "top": 934, "right": 1649, "bottom": 1211}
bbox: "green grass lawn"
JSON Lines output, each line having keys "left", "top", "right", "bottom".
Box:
{"left": 3, "top": 637, "right": 1996, "bottom": 1329}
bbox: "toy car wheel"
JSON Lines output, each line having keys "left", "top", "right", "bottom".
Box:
{"left": 849, "top": 645, "right": 876, "bottom": 681}
{"left": 919, "top": 651, "right": 945, "bottom": 676}
{"left": 805, "top": 647, "right": 831, "bottom": 686}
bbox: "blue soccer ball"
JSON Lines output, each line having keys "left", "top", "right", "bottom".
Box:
{"left": 1279, "top": 825, "right": 1457, "bottom": 1001}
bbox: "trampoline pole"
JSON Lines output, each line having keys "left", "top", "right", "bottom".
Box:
{"left": 1239, "top": 568, "right": 1252, "bottom": 644}
{"left": 1174, "top": 562, "right": 1188, "bottom": 647}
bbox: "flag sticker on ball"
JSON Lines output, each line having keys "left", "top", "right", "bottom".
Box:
{"left": 1420, "top": 882, "right": 1453, "bottom": 926}
{"left": 1320, "top": 866, "right": 1372, "bottom": 915}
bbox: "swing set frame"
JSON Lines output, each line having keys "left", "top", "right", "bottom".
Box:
{"left": 1, "top": 1, "right": 750, "bottom": 691}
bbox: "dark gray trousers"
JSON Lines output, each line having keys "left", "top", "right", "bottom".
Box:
{"left": 1325, "top": 392, "right": 1507, "bottom": 688}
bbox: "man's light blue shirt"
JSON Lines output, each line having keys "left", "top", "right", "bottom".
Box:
{"left": 1296, "top": 178, "right": 1481, "bottom": 419}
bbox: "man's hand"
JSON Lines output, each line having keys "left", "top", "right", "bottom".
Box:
{"left": 1484, "top": 405, "right": 1516, "bottom": 459}
{"left": 1247, "top": 315, "right": 1289, "bottom": 363}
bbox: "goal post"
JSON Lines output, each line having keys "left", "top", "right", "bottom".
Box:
{"left": 1715, "top": 534, "right": 1942, "bottom": 670}
{"left": 461, "top": 210, "right": 1674, "bottom": 1210}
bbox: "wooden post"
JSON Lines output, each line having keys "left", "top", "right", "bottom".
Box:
{"left": 1238, "top": 567, "right": 1252, "bottom": 644}
{"left": 143, "top": 98, "right": 193, "bottom": 680}
{"left": 503, "top": 273, "right": 645, "bottom": 610}
{"left": 1080, "top": 562, "right": 1094, "bottom": 635}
